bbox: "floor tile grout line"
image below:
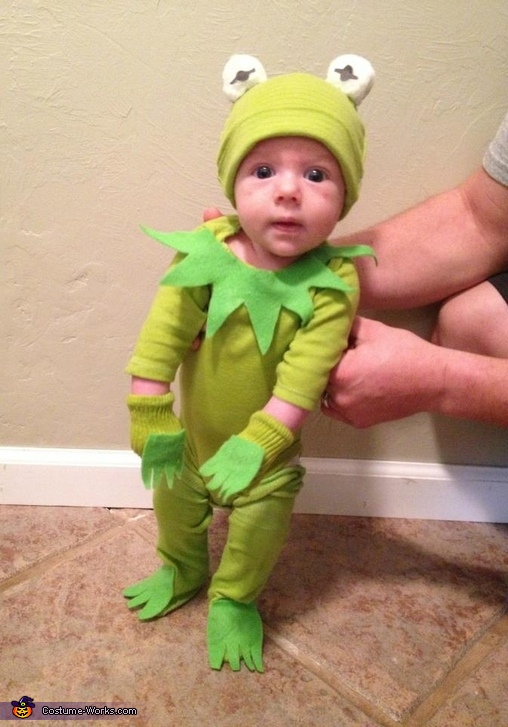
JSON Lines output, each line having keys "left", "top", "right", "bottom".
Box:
{"left": 264, "top": 624, "right": 400, "bottom": 727}
{"left": 402, "top": 609, "right": 508, "bottom": 726}
{"left": 265, "top": 606, "right": 508, "bottom": 727}
{"left": 128, "top": 519, "right": 158, "bottom": 545}
{"left": 0, "top": 516, "right": 139, "bottom": 593}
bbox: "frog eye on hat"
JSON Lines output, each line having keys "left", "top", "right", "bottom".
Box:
{"left": 222, "top": 54, "right": 268, "bottom": 102}
{"left": 221, "top": 53, "right": 374, "bottom": 107}
{"left": 326, "top": 54, "right": 375, "bottom": 106}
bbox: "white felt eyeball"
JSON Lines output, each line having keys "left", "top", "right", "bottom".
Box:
{"left": 326, "top": 54, "right": 375, "bottom": 105}
{"left": 222, "top": 54, "right": 268, "bottom": 102}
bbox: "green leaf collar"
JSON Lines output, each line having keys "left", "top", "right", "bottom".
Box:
{"left": 141, "top": 216, "right": 375, "bottom": 354}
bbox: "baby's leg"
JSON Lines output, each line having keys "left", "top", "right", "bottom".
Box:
{"left": 207, "top": 466, "right": 303, "bottom": 672}
{"left": 124, "top": 462, "right": 212, "bottom": 620}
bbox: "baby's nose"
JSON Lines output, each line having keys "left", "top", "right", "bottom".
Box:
{"left": 274, "top": 173, "right": 301, "bottom": 201}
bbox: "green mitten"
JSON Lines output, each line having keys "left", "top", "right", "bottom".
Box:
{"left": 141, "top": 431, "right": 185, "bottom": 489}
{"left": 200, "top": 411, "right": 295, "bottom": 503}
{"left": 127, "top": 391, "right": 182, "bottom": 456}
{"left": 207, "top": 599, "right": 264, "bottom": 673}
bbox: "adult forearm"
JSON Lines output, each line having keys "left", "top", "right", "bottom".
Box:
{"left": 335, "top": 168, "right": 508, "bottom": 310}
{"left": 339, "top": 185, "right": 482, "bottom": 309}
{"left": 434, "top": 347, "right": 508, "bottom": 426}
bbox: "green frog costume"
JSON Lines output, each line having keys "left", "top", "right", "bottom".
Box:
{"left": 124, "top": 54, "right": 376, "bottom": 673}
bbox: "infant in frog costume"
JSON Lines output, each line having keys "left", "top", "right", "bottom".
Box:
{"left": 124, "top": 53, "right": 376, "bottom": 672}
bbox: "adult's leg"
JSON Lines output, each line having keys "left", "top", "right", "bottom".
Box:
{"left": 432, "top": 274, "right": 508, "bottom": 357}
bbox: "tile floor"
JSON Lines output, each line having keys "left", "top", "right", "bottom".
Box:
{"left": 1, "top": 503, "right": 507, "bottom": 726}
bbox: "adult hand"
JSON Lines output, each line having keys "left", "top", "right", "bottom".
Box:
{"left": 322, "top": 317, "right": 441, "bottom": 427}
{"left": 203, "top": 207, "right": 223, "bottom": 222}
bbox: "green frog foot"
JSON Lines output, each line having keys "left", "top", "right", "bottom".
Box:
{"left": 123, "top": 565, "right": 201, "bottom": 621}
{"left": 207, "top": 599, "right": 264, "bottom": 673}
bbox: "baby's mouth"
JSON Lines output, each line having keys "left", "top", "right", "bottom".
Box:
{"left": 271, "top": 219, "right": 303, "bottom": 232}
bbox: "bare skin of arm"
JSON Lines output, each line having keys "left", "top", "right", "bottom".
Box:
{"left": 131, "top": 376, "right": 170, "bottom": 395}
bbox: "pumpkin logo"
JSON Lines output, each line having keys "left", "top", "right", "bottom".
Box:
{"left": 11, "top": 696, "right": 35, "bottom": 719}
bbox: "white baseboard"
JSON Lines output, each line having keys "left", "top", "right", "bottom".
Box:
{"left": 0, "top": 447, "right": 506, "bottom": 522}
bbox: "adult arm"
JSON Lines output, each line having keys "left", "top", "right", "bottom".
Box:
{"left": 324, "top": 316, "right": 508, "bottom": 427}
{"left": 337, "top": 167, "right": 508, "bottom": 309}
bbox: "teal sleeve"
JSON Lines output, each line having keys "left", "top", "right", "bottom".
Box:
{"left": 126, "top": 253, "right": 210, "bottom": 383}
{"left": 273, "top": 258, "right": 359, "bottom": 411}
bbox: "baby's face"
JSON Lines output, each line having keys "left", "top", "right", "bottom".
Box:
{"left": 233, "top": 136, "right": 345, "bottom": 268}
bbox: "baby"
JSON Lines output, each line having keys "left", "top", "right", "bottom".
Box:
{"left": 124, "top": 54, "right": 375, "bottom": 673}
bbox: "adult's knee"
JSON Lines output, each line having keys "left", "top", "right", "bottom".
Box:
{"left": 432, "top": 281, "right": 508, "bottom": 357}
{"left": 432, "top": 292, "right": 471, "bottom": 349}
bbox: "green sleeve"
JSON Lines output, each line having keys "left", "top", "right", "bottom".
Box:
{"left": 273, "top": 257, "right": 359, "bottom": 410}
{"left": 126, "top": 253, "right": 209, "bottom": 383}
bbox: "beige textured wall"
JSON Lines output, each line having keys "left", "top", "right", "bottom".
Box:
{"left": 3, "top": 0, "right": 508, "bottom": 465}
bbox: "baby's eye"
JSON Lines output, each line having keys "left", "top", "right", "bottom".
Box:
{"left": 305, "top": 168, "right": 327, "bottom": 183}
{"left": 254, "top": 165, "right": 274, "bottom": 179}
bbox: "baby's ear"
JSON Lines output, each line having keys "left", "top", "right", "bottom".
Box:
{"left": 326, "top": 54, "right": 375, "bottom": 106}
{"left": 222, "top": 54, "right": 268, "bottom": 102}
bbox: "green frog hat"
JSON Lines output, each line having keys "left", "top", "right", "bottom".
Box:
{"left": 217, "top": 54, "right": 375, "bottom": 219}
